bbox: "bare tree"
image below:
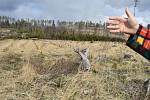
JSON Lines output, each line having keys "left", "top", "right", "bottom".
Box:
{"left": 133, "top": 0, "right": 139, "bottom": 16}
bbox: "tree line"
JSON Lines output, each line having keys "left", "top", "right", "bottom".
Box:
{"left": 0, "top": 16, "right": 125, "bottom": 42}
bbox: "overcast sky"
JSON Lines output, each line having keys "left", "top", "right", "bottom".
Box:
{"left": 0, "top": 0, "right": 150, "bottom": 26}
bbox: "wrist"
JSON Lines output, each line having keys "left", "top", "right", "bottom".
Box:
{"left": 133, "top": 24, "right": 140, "bottom": 34}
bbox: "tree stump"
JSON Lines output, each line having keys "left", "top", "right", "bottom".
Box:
{"left": 144, "top": 78, "right": 150, "bottom": 100}
{"left": 74, "top": 48, "right": 91, "bottom": 71}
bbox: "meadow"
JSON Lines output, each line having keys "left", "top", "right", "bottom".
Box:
{"left": 0, "top": 39, "right": 149, "bottom": 100}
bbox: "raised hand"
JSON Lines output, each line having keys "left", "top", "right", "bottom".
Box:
{"left": 107, "top": 8, "right": 139, "bottom": 35}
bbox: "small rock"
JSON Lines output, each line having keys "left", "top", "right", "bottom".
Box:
{"left": 83, "top": 89, "right": 92, "bottom": 95}
{"left": 123, "top": 54, "right": 133, "bottom": 59}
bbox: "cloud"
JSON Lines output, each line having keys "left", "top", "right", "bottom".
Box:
{"left": 105, "top": 0, "right": 150, "bottom": 12}
{"left": 137, "top": 0, "right": 150, "bottom": 11}
{"left": 0, "top": 0, "right": 149, "bottom": 25}
{"left": 105, "top": 0, "right": 150, "bottom": 25}
{"left": 0, "top": 0, "right": 107, "bottom": 21}
{"left": 0, "top": 0, "right": 28, "bottom": 11}
{"left": 105, "top": 0, "right": 132, "bottom": 8}
{"left": 0, "top": 0, "right": 41, "bottom": 11}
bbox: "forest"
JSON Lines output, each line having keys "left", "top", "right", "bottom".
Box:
{"left": 0, "top": 16, "right": 125, "bottom": 42}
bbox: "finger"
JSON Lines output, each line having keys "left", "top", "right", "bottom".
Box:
{"left": 107, "top": 25, "right": 119, "bottom": 29}
{"left": 125, "top": 7, "right": 134, "bottom": 18}
{"left": 109, "top": 16, "right": 126, "bottom": 22}
{"left": 107, "top": 20, "right": 120, "bottom": 25}
{"left": 110, "top": 29, "right": 120, "bottom": 33}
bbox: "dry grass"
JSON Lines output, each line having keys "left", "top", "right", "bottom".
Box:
{"left": 0, "top": 53, "right": 23, "bottom": 71}
{"left": 29, "top": 53, "right": 79, "bottom": 78}
{"left": 0, "top": 39, "right": 149, "bottom": 100}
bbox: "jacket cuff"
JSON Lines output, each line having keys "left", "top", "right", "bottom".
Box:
{"left": 136, "top": 24, "right": 147, "bottom": 38}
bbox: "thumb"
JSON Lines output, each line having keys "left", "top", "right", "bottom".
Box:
{"left": 125, "top": 8, "right": 134, "bottom": 18}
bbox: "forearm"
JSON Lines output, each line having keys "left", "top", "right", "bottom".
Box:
{"left": 126, "top": 25, "right": 150, "bottom": 60}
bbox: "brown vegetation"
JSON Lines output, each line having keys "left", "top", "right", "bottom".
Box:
{"left": 0, "top": 39, "right": 149, "bottom": 100}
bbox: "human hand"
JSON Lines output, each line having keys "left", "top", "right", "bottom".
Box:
{"left": 107, "top": 8, "right": 139, "bottom": 35}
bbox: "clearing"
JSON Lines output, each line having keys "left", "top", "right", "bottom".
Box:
{"left": 0, "top": 39, "right": 149, "bottom": 100}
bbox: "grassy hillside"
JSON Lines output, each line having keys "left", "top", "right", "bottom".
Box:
{"left": 0, "top": 39, "right": 149, "bottom": 100}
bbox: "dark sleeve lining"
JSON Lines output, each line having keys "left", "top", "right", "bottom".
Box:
{"left": 136, "top": 24, "right": 143, "bottom": 35}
